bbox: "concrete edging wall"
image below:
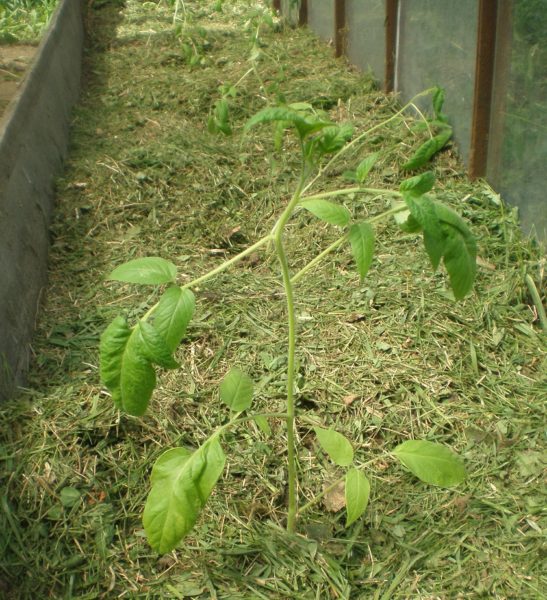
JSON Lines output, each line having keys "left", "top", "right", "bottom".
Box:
{"left": 0, "top": 0, "right": 85, "bottom": 400}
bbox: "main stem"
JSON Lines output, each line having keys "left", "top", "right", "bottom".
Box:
{"left": 274, "top": 237, "right": 298, "bottom": 532}
{"left": 273, "top": 162, "right": 307, "bottom": 533}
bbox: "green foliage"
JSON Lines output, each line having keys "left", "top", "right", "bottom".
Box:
{"left": 99, "top": 288, "right": 192, "bottom": 415}
{"left": 151, "top": 287, "right": 195, "bottom": 353}
{"left": 107, "top": 257, "right": 177, "bottom": 285}
{"left": 143, "top": 440, "right": 226, "bottom": 553}
{"left": 399, "top": 171, "right": 436, "bottom": 196}
{"left": 300, "top": 199, "right": 351, "bottom": 227}
{"left": 313, "top": 427, "right": 354, "bottom": 467}
{"left": 100, "top": 87, "right": 475, "bottom": 553}
{"left": 401, "top": 195, "right": 477, "bottom": 299}
{"left": 219, "top": 368, "right": 254, "bottom": 412}
{"left": 0, "top": 0, "right": 57, "bottom": 43}
{"left": 244, "top": 105, "right": 332, "bottom": 141}
{"left": 348, "top": 222, "right": 375, "bottom": 282}
{"left": 208, "top": 98, "right": 232, "bottom": 136}
{"left": 345, "top": 468, "right": 370, "bottom": 526}
{"left": 402, "top": 128, "right": 452, "bottom": 171}
{"left": 355, "top": 153, "right": 379, "bottom": 183}
{"left": 393, "top": 440, "right": 466, "bottom": 487}
{"left": 432, "top": 86, "right": 449, "bottom": 124}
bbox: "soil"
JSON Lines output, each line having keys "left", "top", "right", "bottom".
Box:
{"left": 0, "top": 44, "right": 37, "bottom": 117}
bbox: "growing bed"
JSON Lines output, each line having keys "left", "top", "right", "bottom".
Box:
{"left": 0, "top": 1, "right": 545, "bottom": 598}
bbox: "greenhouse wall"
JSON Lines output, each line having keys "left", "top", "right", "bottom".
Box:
{"left": 396, "top": 0, "right": 479, "bottom": 164}
{"left": 277, "top": 0, "right": 547, "bottom": 241}
{"left": 345, "top": 0, "right": 385, "bottom": 84}
{"left": 0, "top": 0, "right": 85, "bottom": 400}
{"left": 308, "top": 0, "right": 335, "bottom": 42}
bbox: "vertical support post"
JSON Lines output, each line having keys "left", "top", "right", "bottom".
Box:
{"left": 469, "top": 0, "right": 498, "bottom": 178}
{"left": 299, "top": 0, "right": 308, "bottom": 26}
{"left": 273, "top": 0, "right": 281, "bottom": 13}
{"left": 484, "top": 1, "right": 513, "bottom": 184}
{"left": 385, "top": 0, "right": 398, "bottom": 92}
{"left": 335, "top": 0, "right": 346, "bottom": 58}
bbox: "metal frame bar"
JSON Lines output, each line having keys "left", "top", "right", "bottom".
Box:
{"left": 334, "top": 0, "right": 346, "bottom": 58}
{"left": 469, "top": 0, "right": 498, "bottom": 178}
{"left": 485, "top": 1, "right": 513, "bottom": 184}
{"left": 299, "top": 0, "right": 308, "bottom": 26}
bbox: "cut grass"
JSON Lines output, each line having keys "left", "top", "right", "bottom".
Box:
{"left": 0, "top": 0, "right": 545, "bottom": 598}
{"left": 0, "top": 0, "right": 58, "bottom": 44}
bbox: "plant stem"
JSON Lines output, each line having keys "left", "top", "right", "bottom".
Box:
{"left": 139, "top": 235, "right": 273, "bottom": 323}
{"left": 274, "top": 235, "right": 298, "bottom": 532}
{"left": 272, "top": 162, "right": 307, "bottom": 533}
{"left": 183, "top": 234, "right": 273, "bottom": 290}
{"left": 525, "top": 274, "right": 547, "bottom": 332}
{"left": 300, "top": 187, "right": 402, "bottom": 203}
{"left": 211, "top": 412, "right": 290, "bottom": 441}
{"left": 297, "top": 456, "right": 383, "bottom": 517}
{"left": 291, "top": 234, "right": 348, "bottom": 284}
{"left": 296, "top": 475, "right": 345, "bottom": 517}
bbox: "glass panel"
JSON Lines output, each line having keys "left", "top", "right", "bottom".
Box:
{"left": 346, "top": 0, "right": 385, "bottom": 84}
{"left": 281, "top": 0, "right": 300, "bottom": 25}
{"left": 308, "top": 0, "right": 335, "bottom": 42}
{"left": 396, "top": 0, "right": 479, "bottom": 163}
{"left": 488, "top": 1, "right": 547, "bottom": 240}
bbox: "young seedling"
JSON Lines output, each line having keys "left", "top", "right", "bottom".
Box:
{"left": 99, "top": 87, "right": 475, "bottom": 553}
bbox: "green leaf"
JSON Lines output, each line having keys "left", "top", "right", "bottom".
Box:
{"left": 402, "top": 128, "right": 452, "bottom": 171}
{"left": 393, "top": 440, "right": 466, "bottom": 487}
{"left": 150, "top": 447, "right": 192, "bottom": 485}
{"left": 432, "top": 86, "right": 445, "bottom": 118}
{"left": 244, "top": 106, "right": 331, "bottom": 140}
{"left": 99, "top": 316, "right": 132, "bottom": 409}
{"left": 403, "top": 194, "right": 444, "bottom": 269}
{"left": 143, "top": 439, "right": 226, "bottom": 554}
{"left": 314, "top": 427, "right": 354, "bottom": 467}
{"left": 345, "top": 468, "right": 370, "bottom": 526}
{"left": 219, "top": 368, "right": 254, "bottom": 411}
{"left": 348, "top": 222, "right": 375, "bottom": 281}
{"left": 253, "top": 415, "right": 271, "bottom": 436}
{"left": 441, "top": 223, "right": 477, "bottom": 300}
{"left": 119, "top": 330, "right": 157, "bottom": 416}
{"left": 432, "top": 86, "right": 449, "bottom": 123}
{"left": 137, "top": 322, "right": 179, "bottom": 369}
{"left": 434, "top": 203, "right": 476, "bottom": 299}
{"left": 107, "top": 257, "right": 177, "bottom": 285}
{"left": 60, "top": 487, "right": 81, "bottom": 508}
{"left": 151, "top": 287, "right": 195, "bottom": 352}
{"left": 392, "top": 201, "right": 422, "bottom": 233}
{"left": 99, "top": 290, "right": 196, "bottom": 416}
{"left": 316, "top": 124, "right": 354, "bottom": 155}
{"left": 402, "top": 196, "right": 476, "bottom": 298}
{"left": 355, "top": 153, "right": 379, "bottom": 183}
{"left": 212, "top": 99, "right": 232, "bottom": 135}
{"left": 300, "top": 199, "right": 351, "bottom": 227}
{"left": 399, "top": 171, "right": 435, "bottom": 196}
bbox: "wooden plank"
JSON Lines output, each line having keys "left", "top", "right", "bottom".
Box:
{"left": 385, "top": 0, "right": 397, "bottom": 92}
{"left": 335, "top": 0, "right": 346, "bottom": 58}
{"left": 469, "top": 0, "right": 499, "bottom": 178}
{"left": 272, "top": 0, "right": 281, "bottom": 12}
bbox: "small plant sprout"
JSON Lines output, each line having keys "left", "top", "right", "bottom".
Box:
{"left": 99, "top": 87, "right": 475, "bottom": 554}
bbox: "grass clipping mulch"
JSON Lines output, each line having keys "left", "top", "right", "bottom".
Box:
{"left": 1, "top": 1, "right": 545, "bottom": 598}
